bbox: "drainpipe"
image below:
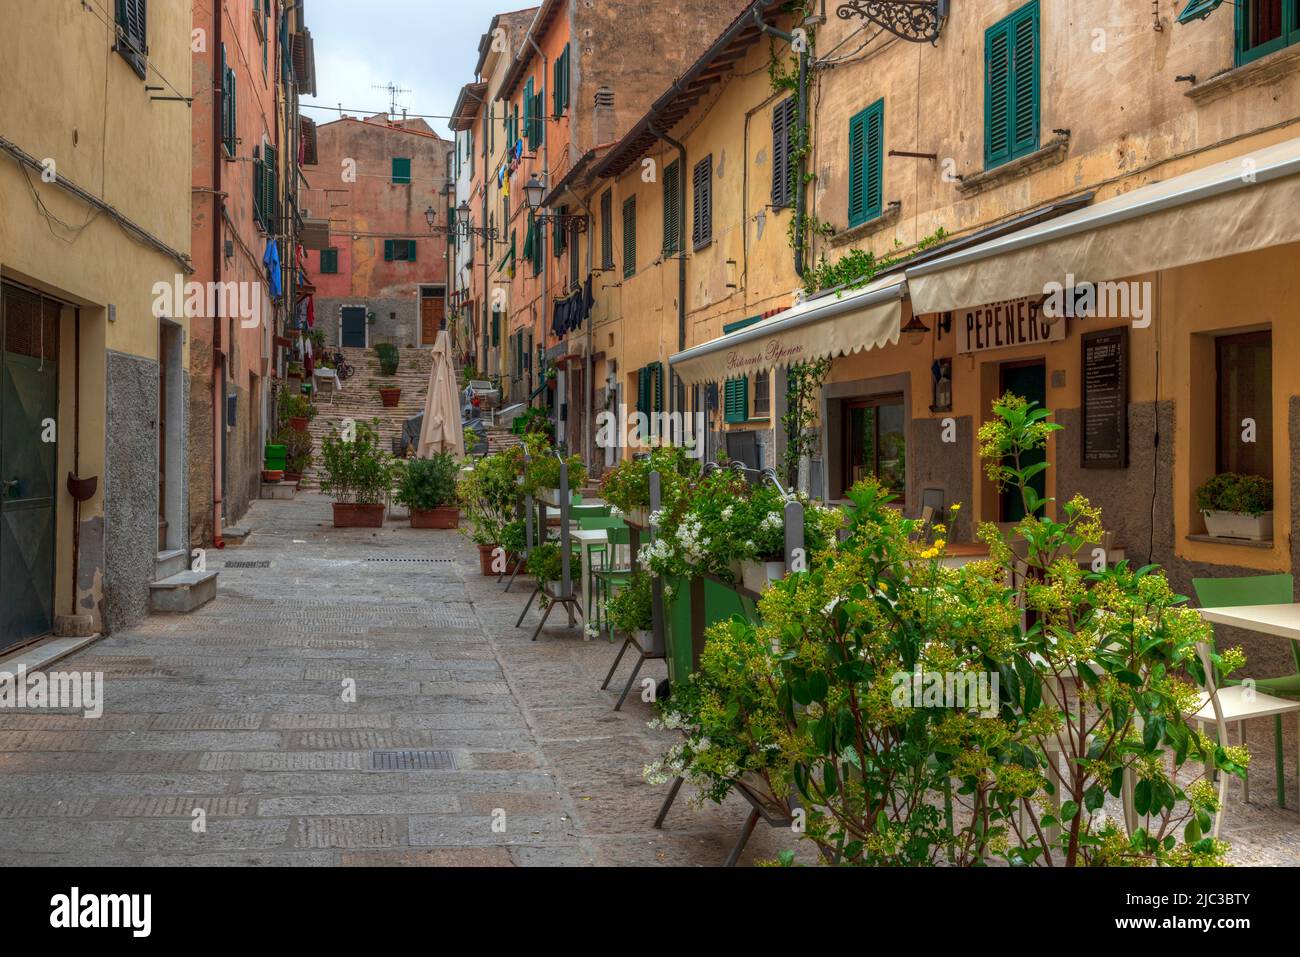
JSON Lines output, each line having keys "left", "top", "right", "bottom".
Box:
{"left": 525, "top": 34, "right": 550, "bottom": 422}
{"left": 212, "top": 4, "right": 225, "bottom": 548}
{"left": 560, "top": 183, "right": 595, "bottom": 470}
{"left": 649, "top": 122, "right": 687, "bottom": 428}
{"left": 752, "top": 7, "right": 808, "bottom": 278}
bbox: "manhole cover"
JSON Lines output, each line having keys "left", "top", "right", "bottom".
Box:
{"left": 223, "top": 560, "right": 271, "bottom": 568}
{"left": 369, "top": 749, "right": 456, "bottom": 770}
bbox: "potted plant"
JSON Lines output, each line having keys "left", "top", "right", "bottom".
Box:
{"left": 276, "top": 428, "right": 313, "bottom": 482}
{"left": 286, "top": 362, "right": 305, "bottom": 390}
{"left": 375, "top": 342, "right": 400, "bottom": 376}
{"left": 281, "top": 392, "right": 316, "bottom": 433}
{"left": 1196, "top": 472, "right": 1273, "bottom": 541}
{"left": 378, "top": 383, "right": 402, "bottom": 408}
{"left": 606, "top": 571, "right": 653, "bottom": 642}
{"left": 319, "top": 420, "right": 392, "bottom": 527}
{"left": 395, "top": 453, "right": 460, "bottom": 528}
{"left": 524, "top": 440, "right": 587, "bottom": 505}
{"left": 459, "top": 447, "right": 524, "bottom": 574}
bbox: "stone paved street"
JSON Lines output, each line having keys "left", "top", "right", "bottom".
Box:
{"left": 1, "top": 492, "right": 1298, "bottom": 866}
{"left": 0, "top": 494, "right": 813, "bottom": 866}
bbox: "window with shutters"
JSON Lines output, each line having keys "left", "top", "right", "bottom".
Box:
{"left": 553, "top": 44, "right": 571, "bottom": 116}
{"left": 320, "top": 248, "right": 338, "bottom": 274}
{"left": 568, "top": 219, "right": 582, "bottom": 289}
{"left": 254, "top": 142, "right": 278, "bottom": 235}
{"left": 753, "top": 372, "right": 770, "bottom": 418}
{"left": 384, "top": 240, "right": 417, "bottom": 262}
{"left": 1236, "top": 0, "right": 1300, "bottom": 65}
{"left": 392, "top": 157, "right": 412, "bottom": 184}
{"left": 662, "top": 160, "right": 681, "bottom": 255}
{"left": 692, "top": 155, "right": 713, "bottom": 249}
{"left": 771, "top": 98, "right": 797, "bottom": 208}
{"left": 114, "top": 0, "right": 148, "bottom": 78}
{"left": 847, "top": 99, "right": 884, "bottom": 228}
{"left": 724, "top": 377, "right": 749, "bottom": 424}
{"left": 600, "top": 189, "right": 614, "bottom": 270}
{"left": 554, "top": 205, "right": 568, "bottom": 257}
{"left": 637, "top": 363, "right": 664, "bottom": 419}
{"left": 253, "top": 146, "right": 265, "bottom": 229}
{"left": 984, "top": 1, "right": 1040, "bottom": 170}
{"left": 622, "top": 197, "right": 637, "bottom": 279}
{"left": 220, "top": 45, "right": 237, "bottom": 157}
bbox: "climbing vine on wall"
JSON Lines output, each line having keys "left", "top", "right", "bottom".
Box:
{"left": 781, "top": 356, "right": 832, "bottom": 489}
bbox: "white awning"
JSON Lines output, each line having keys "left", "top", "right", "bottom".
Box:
{"left": 669, "top": 273, "right": 907, "bottom": 385}
{"left": 906, "top": 135, "right": 1300, "bottom": 315}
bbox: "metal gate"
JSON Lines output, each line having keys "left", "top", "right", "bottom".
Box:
{"left": 0, "top": 283, "right": 60, "bottom": 652}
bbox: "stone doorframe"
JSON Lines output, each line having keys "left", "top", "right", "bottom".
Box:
{"left": 158, "top": 317, "right": 186, "bottom": 554}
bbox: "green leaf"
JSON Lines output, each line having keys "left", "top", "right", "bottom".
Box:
{"left": 1059, "top": 800, "right": 1079, "bottom": 821}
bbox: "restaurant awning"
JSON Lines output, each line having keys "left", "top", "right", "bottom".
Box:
{"left": 669, "top": 273, "right": 907, "bottom": 385}
{"left": 906, "top": 135, "right": 1300, "bottom": 315}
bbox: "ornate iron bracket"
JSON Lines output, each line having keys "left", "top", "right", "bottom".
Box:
{"left": 836, "top": 0, "right": 948, "bottom": 44}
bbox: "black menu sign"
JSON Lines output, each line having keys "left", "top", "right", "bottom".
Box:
{"left": 1081, "top": 327, "right": 1128, "bottom": 469}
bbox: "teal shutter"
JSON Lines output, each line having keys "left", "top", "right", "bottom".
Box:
{"left": 262, "top": 143, "right": 277, "bottom": 234}
{"left": 524, "top": 78, "right": 536, "bottom": 150}
{"left": 636, "top": 367, "right": 650, "bottom": 417}
{"left": 253, "top": 146, "right": 264, "bottom": 229}
{"left": 847, "top": 99, "right": 883, "bottom": 228}
{"left": 320, "top": 248, "right": 338, "bottom": 273}
{"left": 408, "top": 239, "right": 417, "bottom": 261}
{"left": 384, "top": 240, "right": 394, "bottom": 261}
{"left": 392, "top": 157, "right": 411, "bottom": 184}
{"left": 985, "top": 2, "right": 1039, "bottom": 169}
{"left": 663, "top": 161, "right": 680, "bottom": 255}
{"left": 649, "top": 362, "right": 664, "bottom": 415}
{"left": 622, "top": 197, "right": 636, "bottom": 278}
{"left": 724, "top": 377, "right": 749, "bottom": 424}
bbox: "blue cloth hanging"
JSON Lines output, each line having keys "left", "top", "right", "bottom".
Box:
{"left": 263, "top": 239, "right": 282, "bottom": 297}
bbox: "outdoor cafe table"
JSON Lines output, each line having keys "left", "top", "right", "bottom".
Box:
{"left": 571, "top": 527, "right": 610, "bottom": 627}
{"left": 1197, "top": 604, "right": 1300, "bottom": 642}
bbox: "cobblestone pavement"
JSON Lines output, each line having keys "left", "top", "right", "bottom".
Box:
{"left": 0, "top": 493, "right": 1296, "bottom": 866}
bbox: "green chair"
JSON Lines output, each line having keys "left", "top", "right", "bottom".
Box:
{"left": 569, "top": 504, "right": 612, "bottom": 521}
{"left": 593, "top": 525, "right": 635, "bottom": 641}
{"left": 1193, "top": 573, "right": 1300, "bottom": 807}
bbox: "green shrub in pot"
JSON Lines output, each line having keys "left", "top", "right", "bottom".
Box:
{"left": 1195, "top": 473, "right": 1272, "bottom": 516}
{"left": 606, "top": 572, "right": 653, "bottom": 635}
{"left": 374, "top": 342, "right": 400, "bottom": 376}
{"left": 395, "top": 453, "right": 459, "bottom": 514}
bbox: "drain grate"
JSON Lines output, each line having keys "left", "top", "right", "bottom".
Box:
{"left": 369, "top": 749, "right": 456, "bottom": 771}
{"left": 223, "top": 560, "right": 271, "bottom": 568}
{"left": 365, "top": 557, "right": 455, "bottom": 564}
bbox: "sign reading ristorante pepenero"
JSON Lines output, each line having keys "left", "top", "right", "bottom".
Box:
{"left": 956, "top": 296, "right": 1065, "bottom": 354}
{"left": 724, "top": 336, "right": 806, "bottom": 372}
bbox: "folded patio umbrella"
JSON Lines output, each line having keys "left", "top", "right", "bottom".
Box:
{"left": 417, "top": 330, "right": 464, "bottom": 459}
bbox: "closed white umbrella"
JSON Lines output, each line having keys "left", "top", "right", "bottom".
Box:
{"left": 417, "top": 330, "right": 464, "bottom": 458}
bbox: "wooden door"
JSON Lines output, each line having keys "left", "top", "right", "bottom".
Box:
{"left": 420, "top": 295, "right": 445, "bottom": 345}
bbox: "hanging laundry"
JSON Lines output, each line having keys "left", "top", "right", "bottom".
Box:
{"left": 263, "top": 238, "right": 282, "bottom": 298}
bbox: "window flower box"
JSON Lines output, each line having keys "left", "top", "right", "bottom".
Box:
{"left": 740, "top": 559, "right": 785, "bottom": 594}
{"left": 1203, "top": 510, "right": 1273, "bottom": 542}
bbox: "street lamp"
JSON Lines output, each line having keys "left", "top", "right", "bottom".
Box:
{"left": 523, "top": 174, "right": 547, "bottom": 211}
{"left": 835, "top": 0, "right": 949, "bottom": 44}
{"left": 523, "top": 173, "right": 588, "bottom": 233}
{"left": 452, "top": 201, "right": 501, "bottom": 241}
{"left": 424, "top": 205, "right": 437, "bottom": 230}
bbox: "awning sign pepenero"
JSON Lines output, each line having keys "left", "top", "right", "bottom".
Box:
{"left": 955, "top": 295, "right": 1064, "bottom": 354}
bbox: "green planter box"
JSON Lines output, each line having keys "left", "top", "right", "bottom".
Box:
{"left": 663, "top": 573, "right": 758, "bottom": 687}
{"left": 264, "top": 444, "right": 287, "bottom": 469}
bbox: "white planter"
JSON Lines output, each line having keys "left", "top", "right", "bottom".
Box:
{"left": 741, "top": 559, "right": 786, "bottom": 594}
{"left": 626, "top": 506, "right": 650, "bottom": 528}
{"left": 1203, "top": 510, "right": 1273, "bottom": 542}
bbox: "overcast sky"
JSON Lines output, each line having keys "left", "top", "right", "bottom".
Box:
{"left": 301, "top": 0, "right": 513, "bottom": 140}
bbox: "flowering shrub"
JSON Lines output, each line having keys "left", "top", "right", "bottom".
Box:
{"left": 600, "top": 446, "right": 701, "bottom": 517}
{"left": 647, "top": 395, "right": 1242, "bottom": 866}
{"left": 606, "top": 571, "right": 653, "bottom": 634}
{"left": 458, "top": 446, "right": 523, "bottom": 545}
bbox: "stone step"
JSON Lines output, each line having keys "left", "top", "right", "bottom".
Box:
{"left": 148, "top": 570, "right": 219, "bottom": 613}
{"left": 154, "top": 548, "right": 188, "bottom": 579}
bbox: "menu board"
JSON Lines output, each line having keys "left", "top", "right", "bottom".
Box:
{"left": 1081, "top": 327, "right": 1128, "bottom": 469}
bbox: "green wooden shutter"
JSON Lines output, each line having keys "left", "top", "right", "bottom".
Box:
{"left": 262, "top": 143, "right": 277, "bottom": 234}
{"left": 524, "top": 78, "right": 535, "bottom": 150}
{"left": 491, "top": 309, "right": 500, "bottom": 347}
{"left": 771, "top": 98, "right": 795, "bottom": 208}
{"left": 652, "top": 362, "right": 663, "bottom": 414}
{"left": 622, "top": 197, "right": 636, "bottom": 278}
{"left": 985, "top": 2, "right": 1039, "bottom": 169}
{"left": 848, "top": 100, "right": 884, "bottom": 228}
{"left": 724, "top": 377, "right": 749, "bottom": 424}
{"left": 392, "top": 157, "right": 411, "bottom": 184}
{"left": 407, "top": 239, "right": 417, "bottom": 261}
{"left": 320, "top": 248, "right": 338, "bottom": 273}
{"left": 384, "top": 240, "right": 394, "bottom": 261}
{"left": 252, "top": 146, "right": 264, "bottom": 228}
{"left": 693, "top": 155, "right": 712, "bottom": 248}
{"left": 636, "top": 367, "right": 650, "bottom": 417}
{"left": 600, "top": 189, "right": 614, "bottom": 269}
{"left": 663, "top": 161, "right": 680, "bottom": 255}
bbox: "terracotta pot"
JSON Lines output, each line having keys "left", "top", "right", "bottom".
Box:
{"left": 477, "top": 544, "right": 520, "bottom": 576}
{"left": 283, "top": 471, "right": 301, "bottom": 483}
{"left": 331, "top": 502, "right": 385, "bottom": 528}
{"left": 289, "top": 416, "right": 309, "bottom": 432}
{"left": 380, "top": 388, "right": 402, "bottom": 408}
{"left": 262, "top": 469, "right": 283, "bottom": 483}
{"left": 410, "top": 506, "right": 460, "bottom": 529}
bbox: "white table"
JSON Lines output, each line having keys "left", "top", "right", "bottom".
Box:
{"left": 571, "top": 528, "right": 609, "bottom": 629}
{"left": 1198, "top": 604, "right": 1300, "bottom": 642}
{"left": 313, "top": 368, "right": 343, "bottom": 400}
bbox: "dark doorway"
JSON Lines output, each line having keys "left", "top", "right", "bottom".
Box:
{"left": 341, "top": 306, "right": 366, "bottom": 348}
{"left": 0, "top": 283, "right": 59, "bottom": 651}
{"left": 1000, "top": 359, "right": 1047, "bottom": 522}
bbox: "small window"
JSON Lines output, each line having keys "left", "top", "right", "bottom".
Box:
{"left": 692, "top": 155, "right": 713, "bottom": 249}
{"left": 114, "top": 0, "right": 148, "bottom": 78}
{"left": 637, "top": 363, "right": 663, "bottom": 418}
{"left": 320, "top": 248, "right": 339, "bottom": 273}
{"left": 384, "top": 239, "right": 417, "bottom": 261}
{"left": 1216, "top": 330, "right": 1273, "bottom": 477}
{"left": 771, "top": 98, "right": 797, "bottom": 208}
{"left": 553, "top": 43, "right": 571, "bottom": 117}
{"left": 984, "top": 1, "right": 1040, "bottom": 170}
{"left": 845, "top": 394, "right": 906, "bottom": 501}
{"left": 753, "top": 372, "right": 770, "bottom": 418}
{"left": 1237, "top": 0, "right": 1300, "bottom": 65}
{"left": 391, "top": 158, "right": 412, "bottom": 184}
{"left": 220, "top": 45, "right": 237, "bottom": 156}
{"left": 622, "top": 196, "right": 637, "bottom": 279}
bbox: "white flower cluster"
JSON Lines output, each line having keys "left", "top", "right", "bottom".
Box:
{"left": 761, "top": 511, "right": 783, "bottom": 531}
{"left": 673, "top": 513, "right": 709, "bottom": 565}
{"left": 720, "top": 505, "right": 734, "bottom": 522}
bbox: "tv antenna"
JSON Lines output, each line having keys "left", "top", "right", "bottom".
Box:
{"left": 372, "top": 81, "right": 411, "bottom": 119}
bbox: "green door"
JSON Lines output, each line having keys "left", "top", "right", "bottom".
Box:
{"left": 0, "top": 284, "right": 60, "bottom": 651}
{"left": 1000, "top": 360, "right": 1046, "bottom": 522}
